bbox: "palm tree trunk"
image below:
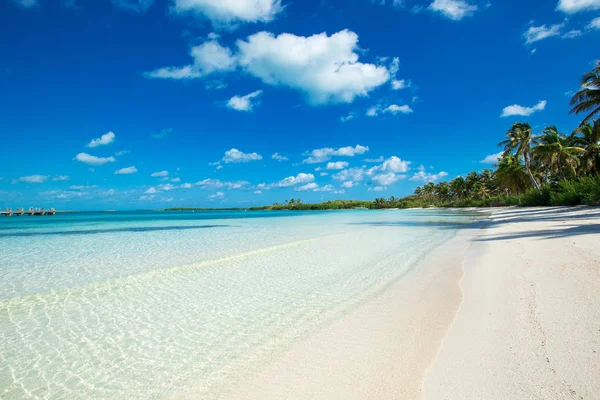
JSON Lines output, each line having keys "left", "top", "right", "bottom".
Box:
{"left": 524, "top": 152, "right": 542, "bottom": 195}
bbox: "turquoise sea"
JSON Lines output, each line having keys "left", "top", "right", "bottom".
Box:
{"left": 0, "top": 210, "right": 480, "bottom": 399}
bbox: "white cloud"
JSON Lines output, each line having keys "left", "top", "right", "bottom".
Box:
{"left": 274, "top": 173, "right": 315, "bottom": 187}
{"left": 333, "top": 167, "right": 366, "bottom": 182}
{"left": 173, "top": 0, "right": 283, "bottom": 25}
{"left": 391, "top": 79, "right": 409, "bottom": 90}
{"left": 410, "top": 167, "right": 449, "bottom": 182}
{"left": 227, "top": 90, "right": 263, "bottom": 111}
{"left": 115, "top": 166, "right": 138, "bottom": 175}
{"left": 74, "top": 153, "right": 116, "bottom": 166}
{"left": 52, "top": 175, "right": 69, "bottom": 181}
{"left": 587, "top": 16, "right": 600, "bottom": 29}
{"left": 303, "top": 145, "right": 369, "bottom": 163}
{"left": 372, "top": 172, "right": 405, "bottom": 186}
{"left": 340, "top": 112, "right": 356, "bottom": 123}
{"left": 221, "top": 148, "right": 263, "bottom": 163}
{"left": 139, "top": 195, "right": 155, "bottom": 201}
{"left": 428, "top": 0, "right": 478, "bottom": 20}
{"left": 254, "top": 190, "right": 262, "bottom": 195}
{"left": 500, "top": 100, "right": 547, "bottom": 117}
{"left": 208, "top": 191, "right": 225, "bottom": 200}
{"left": 367, "top": 104, "right": 413, "bottom": 116}
{"left": 145, "top": 187, "right": 158, "bottom": 194}
{"left": 368, "top": 186, "right": 387, "bottom": 192}
{"left": 368, "top": 156, "right": 412, "bottom": 174}
{"left": 87, "top": 131, "right": 115, "bottom": 148}
{"left": 319, "top": 172, "right": 329, "bottom": 176}
{"left": 14, "top": 175, "right": 48, "bottom": 184}
{"left": 146, "top": 40, "right": 236, "bottom": 79}
{"left": 557, "top": 0, "right": 600, "bottom": 13}
{"left": 327, "top": 161, "right": 349, "bottom": 170}
{"left": 272, "top": 152, "right": 288, "bottom": 161}
{"left": 313, "top": 184, "right": 335, "bottom": 192}
{"left": 341, "top": 181, "right": 355, "bottom": 188}
{"left": 294, "top": 182, "right": 319, "bottom": 191}
{"left": 195, "top": 179, "right": 249, "bottom": 189}
{"left": 181, "top": 183, "right": 193, "bottom": 189}
{"left": 523, "top": 23, "right": 564, "bottom": 43}
{"left": 171, "top": 177, "right": 181, "bottom": 182}
{"left": 480, "top": 151, "right": 503, "bottom": 164}
{"left": 115, "top": 150, "right": 131, "bottom": 156}
{"left": 236, "top": 30, "right": 390, "bottom": 104}
{"left": 562, "top": 29, "right": 582, "bottom": 38}
{"left": 157, "top": 183, "right": 176, "bottom": 191}
{"left": 383, "top": 104, "right": 414, "bottom": 114}
{"left": 151, "top": 170, "right": 169, "bottom": 177}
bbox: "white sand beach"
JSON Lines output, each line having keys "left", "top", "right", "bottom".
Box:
{"left": 227, "top": 207, "right": 600, "bottom": 400}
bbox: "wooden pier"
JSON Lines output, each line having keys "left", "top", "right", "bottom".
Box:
{"left": 1, "top": 208, "right": 56, "bottom": 217}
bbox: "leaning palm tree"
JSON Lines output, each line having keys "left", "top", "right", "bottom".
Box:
{"left": 499, "top": 122, "right": 541, "bottom": 195}
{"left": 534, "top": 126, "right": 585, "bottom": 180}
{"left": 570, "top": 60, "right": 600, "bottom": 126}
{"left": 496, "top": 154, "right": 530, "bottom": 202}
{"left": 571, "top": 120, "right": 600, "bottom": 175}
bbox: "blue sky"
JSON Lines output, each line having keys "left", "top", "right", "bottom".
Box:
{"left": 1, "top": 0, "right": 599, "bottom": 210}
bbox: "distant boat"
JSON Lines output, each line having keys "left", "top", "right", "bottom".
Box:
{"left": 354, "top": 206, "right": 369, "bottom": 210}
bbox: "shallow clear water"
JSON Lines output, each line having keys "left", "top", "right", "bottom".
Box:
{"left": 0, "top": 210, "right": 481, "bottom": 399}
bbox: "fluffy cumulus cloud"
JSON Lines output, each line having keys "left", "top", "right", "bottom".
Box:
{"left": 428, "top": 0, "right": 478, "bottom": 20}
{"left": 14, "top": 175, "right": 48, "bottom": 184}
{"left": 303, "top": 145, "right": 369, "bottom": 163}
{"left": 147, "top": 30, "right": 391, "bottom": 105}
{"left": 172, "top": 0, "right": 283, "bottom": 25}
{"left": 271, "top": 152, "right": 288, "bottom": 161}
{"left": 557, "top": 0, "right": 600, "bottom": 13}
{"left": 221, "top": 148, "right": 263, "bottom": 163}
{"left": 341, "top": 181, "right": 355, "bottom": 188}
{"left": 151, "top": 171, "right": 168, "bottom": 177}
{"left": 52, "top": 175, "right": 69, "bottom": 181}
{"left": 501, "top": 100, "right": 547, "bottom": 117}
{"left": 333, "top": 167, "right": 366, "bottom": 182}
{"left": 226, "top": 90, "right": 263, "bottom": 111}
{"left": 146, "top": 40, "right": 236, "bottom": 79}
{"left": 481, "top": 152, "right": 504, "bottom": 164}
{"left": 294, "top": 182, "right": 319, "bottom": 191}
{"left": 115, "top": 166, "right": 138, "bottom": 175}
{"left": 372, "top": 172, "right": 404, "bottom": 186}
{"left": 326, "top": 161, "right": 349, "bottom": 170}
{"left": 236, "top": 30, "right": 390, "bottom": 104}
{"left": 523, "top": 23, "right": 564, "bottom": 43}
{"left": 273, "top": 173, "right": 315, "bottom": 188}
{"left": 410, "top": 166, "right": 449, "bottom": 182}
{"left": 369, "top": 156, "right": 411, "bottom": 174}
{"left": 74, "top": 153, "right": 116, "bottom": 166}
{"left": 87, "top": 131, "right": 115, "bottom": 148}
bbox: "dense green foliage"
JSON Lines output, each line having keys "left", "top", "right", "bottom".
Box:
{"left": 249, "top": 199, "right": 374, "bottom": 211}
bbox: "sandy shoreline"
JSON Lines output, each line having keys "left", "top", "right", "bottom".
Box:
{"left": 222, "top": 207, "right": 600, "bottom": 400}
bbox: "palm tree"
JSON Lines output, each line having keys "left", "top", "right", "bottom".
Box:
{"left": 449, "top": 176, "right": 467, "bottom": 200}
{"left": 571, "top": 120, "right": 600, "bottom": 175}
{"left": 465, "top": 171, "right": 479, "bottom": 198}
{"left": 499, "top": 122, "right": 541, "bottom": 195}
{"left": 496, "top": 154, "right": 529, "bottom": 201}
{"left": 570, "top": 60, "right": 600, "bottom": 126}
{"left": 534, "top": 126, "right": 584, "bottom": 180}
